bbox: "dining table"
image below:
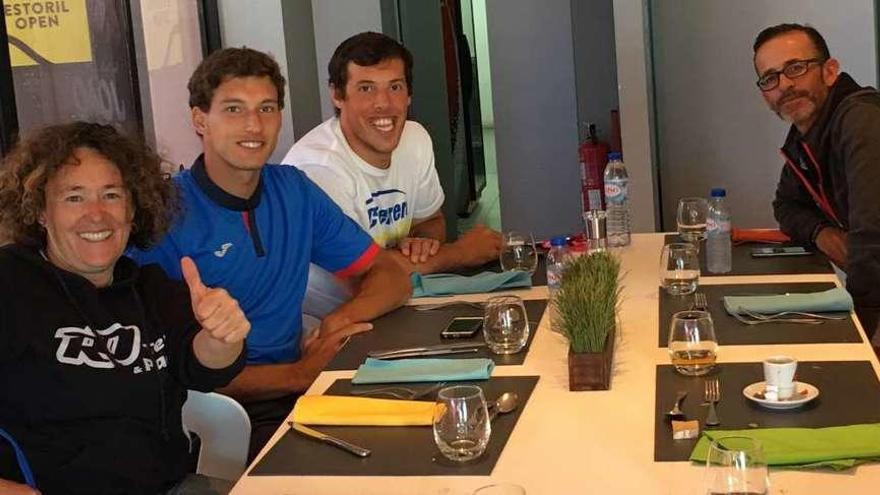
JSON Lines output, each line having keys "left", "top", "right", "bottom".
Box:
{"left": 230, "top": 233, "right": 880, "bottom": 494}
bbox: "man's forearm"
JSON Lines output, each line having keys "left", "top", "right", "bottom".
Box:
{"left": 388, "top": 242, "right": 470, "bottom": 274}
{"left": 328, "top": 252, "right": 411, "bottom": 325}
{"left": 217, "top": 361, "right": 321, "bottom": 402}
{"left": 410, "top": 214, "right": 446, "bottom": 242}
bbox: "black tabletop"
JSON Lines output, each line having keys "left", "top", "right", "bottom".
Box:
{"left": 654, "top": 361, "right": 880, "bottom": 462}
{"left": 326, "top": 299, "right": 548, "bottom": 371}
{"left": 250, "top": 375, "right": 540, "bottom": 476}
{"left": 663, "top": 234, "right": 833, "bottom": 275}
{"left": 657, "top": 282, "right": 861, "bottom": 347}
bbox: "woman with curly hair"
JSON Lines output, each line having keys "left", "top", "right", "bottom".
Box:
{"left": 0, "top": 122, "right": 250, "bottom": 495}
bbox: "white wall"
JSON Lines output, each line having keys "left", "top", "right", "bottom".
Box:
{"left": 217, "top": 0, "right": 294, "bottom": 163}
{"left": 310, "top": 0, "right": 383, "bottom": 120}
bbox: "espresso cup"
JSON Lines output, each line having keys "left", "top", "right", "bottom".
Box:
{"left": 763, "top": 355, "right": 798, "bottom": 400}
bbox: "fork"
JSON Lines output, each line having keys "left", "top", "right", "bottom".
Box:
{"left": 704, "top": 377, "right": 721, "bottom": 427}
{"left": 350, "top": 381, "right": 447, "bottom": 400}
{"left": 740, "top": 308, "right": 846, "bottom": 321}
{"left": 413, "top": 301, "right": 485, "bottom": 311}
{"left": 693, "top": 292, "right": 709, "bottom": 311}
{"left": 730, "top": 311, "right": 824, "bottom": 325}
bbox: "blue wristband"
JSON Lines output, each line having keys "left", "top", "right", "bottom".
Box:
{"left": 0, "top": 427, "right": 37, "bottom": 489}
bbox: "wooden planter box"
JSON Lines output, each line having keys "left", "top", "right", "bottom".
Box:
{"left": 568, "top": 326, "right": 615, "bottom": 391}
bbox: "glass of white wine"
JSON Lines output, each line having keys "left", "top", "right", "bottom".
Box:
{"left": 677, "top": 197, "right": 709, "bottom": 244}
{"left": 660, "top": 243, "right": 700, "bottom": 296}
{"left": 499, "top": 231, "right": 538, "bottom": 274}
{"left": 668, "top": 310, "right": 717, "bottom": 376}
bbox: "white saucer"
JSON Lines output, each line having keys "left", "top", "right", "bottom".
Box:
{"left": 742, "top": 381, "right": 820, "bottom": 410}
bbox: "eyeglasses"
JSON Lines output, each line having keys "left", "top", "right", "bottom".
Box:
{"left": 756, "top": 58, "right": 826, "bottom": 91}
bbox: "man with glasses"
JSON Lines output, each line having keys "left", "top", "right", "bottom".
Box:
{"left": 754, "top": 23, "right": 880, "bottom": 340}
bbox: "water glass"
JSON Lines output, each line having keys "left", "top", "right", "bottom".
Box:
{"left": 483, "top": 295, "right": 530, "bottom": 354}
{"left": 499, "top": 231, "right": 539, "bottom": 274}
{"left": 660, "top": 243, "right": 700, "bottom": 296}
{"left": 433, "top": 385, "right": 491, "bottom": 462}
{"left": 704, "top": 436, "right": 770, "bottom": 495}
{"left": 668, "top": 310, "right": 717, "bottom": 376}
{"left": 473, "top": 484, "right": 527, "bottom": 495}
{"left": 677, "top": 197, "right": 709, "bottom": 244}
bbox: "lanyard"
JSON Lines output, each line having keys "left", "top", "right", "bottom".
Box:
{"left": 0, "top": 427, "right": 37, "bottom": 489}
{"left": 779, "top": 143, "right": 844, "bottom": 228}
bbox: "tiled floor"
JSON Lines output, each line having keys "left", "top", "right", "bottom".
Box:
{"left": 458, "top": 127, "right": 501, "bottom": 234}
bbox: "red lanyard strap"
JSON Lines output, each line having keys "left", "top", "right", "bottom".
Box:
{"left": 779, "top": 147, "right": 844, "bottom": 228}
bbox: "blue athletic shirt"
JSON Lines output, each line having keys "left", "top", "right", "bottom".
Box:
{"left": 130, "top": 156, "right": 378, "bottom": 364}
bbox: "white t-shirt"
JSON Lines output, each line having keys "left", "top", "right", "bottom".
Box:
{"left": 282, "top": 117, "right": 444, "bottom": 248}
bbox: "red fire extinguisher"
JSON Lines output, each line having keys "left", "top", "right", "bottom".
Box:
{"left": 579, "top": 123, "right": 609, "bottom": 213}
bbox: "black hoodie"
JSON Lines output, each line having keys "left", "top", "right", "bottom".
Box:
{"left": 773, "top": 72, "right": 880, "bottom": 338}
{"left": 0, "top": 244, "right": 245, "bottom": 494}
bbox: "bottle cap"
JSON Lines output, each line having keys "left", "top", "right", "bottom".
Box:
{"left": 607, "top": 151, "right": 623, "bottom": 161}
{"left": 550, "top": 236, "right": 567, "bottom": 247}
{"left": 710, "top": 187, "right": 726, "bottom": 198}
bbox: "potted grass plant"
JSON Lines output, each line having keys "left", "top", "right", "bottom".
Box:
{"left": 554, "top": 250, "right": 622, "bottom": 391}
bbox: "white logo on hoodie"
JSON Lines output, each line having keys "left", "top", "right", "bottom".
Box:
{"left": 55, "top": 323, "right": 141, "bottom": 369}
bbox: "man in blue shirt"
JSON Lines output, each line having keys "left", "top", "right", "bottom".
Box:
{"left": 131, "top": 47, "right": 411, "bottom": 458}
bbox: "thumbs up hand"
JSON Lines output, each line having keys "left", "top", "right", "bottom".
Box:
{"left": 181, "top": 256, "right": 251, "bottom": 346}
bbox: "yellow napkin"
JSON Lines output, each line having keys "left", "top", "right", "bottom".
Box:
{"left": 292, "top": 395, "right": 439, "bottom": 426}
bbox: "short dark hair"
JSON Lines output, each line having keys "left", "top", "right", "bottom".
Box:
{"left": 0, "top": 122, "right": 178, "bottom": 249}
{"left": 753, "top": 23, "right": 831, "bottom": 61}
{"left": 328, "top": 31, "right": 414, "bottom": 103}
{"left": 188, "top": 47, "right": 286, "bottom": 111}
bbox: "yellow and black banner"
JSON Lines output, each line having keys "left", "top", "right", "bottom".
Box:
{"left": 4, "top": 0, "right": 92, "bottom": 66}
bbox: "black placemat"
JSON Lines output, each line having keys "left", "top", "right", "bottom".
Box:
{"left": 454, "top": 254, "right": 548, "bottom": 286}
{"left": 657, "top": 282, "right": 861, "bottom": 347}
{"left": 250, "top": 375, "right": 539, "bottom": 476}
{"left": 663, "top": 234, "right": 833, "bottom": 275}
{"left": 327, "top": 299, "right": 548, "bottom": 371}
{"left": 654, "top": 361, "right": 880, "bottom": 462}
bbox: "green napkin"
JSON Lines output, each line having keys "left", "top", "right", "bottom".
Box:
{"left": 410, "top": 271, "right": 532, "bottom": 298}
{"left": 690, "top": 424, "right": 880, "bottom": 470}
{"left": 723, "top": 287, "right": 853, "bottom": 315}
{"left": 351, "top": 357, "right": 495, "bottom": 384}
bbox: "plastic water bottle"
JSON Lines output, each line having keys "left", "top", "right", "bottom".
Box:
{"left": 546, "top": 236, "right": 569, "bottom": 297}
{"left": 706, "top": 188, "right": 732, "bottom": 274}
{"left": 603, "top": 152, "right": 631, "bottom": 246}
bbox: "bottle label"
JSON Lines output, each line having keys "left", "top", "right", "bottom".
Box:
{"left": 707, "top": 219, "right": 730, "bottom": 233}
{"left": 605, "top": 182, "right": 627, "bottom": 205}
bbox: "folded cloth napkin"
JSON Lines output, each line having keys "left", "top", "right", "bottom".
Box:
{"left": 292, "top": 395, "right": 438, "bottom": 426}
{"left": 723, "top": 287, "right": 853, "bottom": 315}
{"left": 690, "top": 424, "right": 880, "bottom": 470}
{"left": 410, "top": 271, "right": 532, "bottom": 298}
{"left": 352, "top": 357, "right": 495, "bottom": 384}
{"left": 731, "top": 228, "right": 791, "bottom": 245}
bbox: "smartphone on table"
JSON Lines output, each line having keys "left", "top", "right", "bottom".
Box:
{"left": 751, "top": 246, "right": 812, "bottom": 257}
{"left": 440, "top": 316, "right": 484, "bottom": 339}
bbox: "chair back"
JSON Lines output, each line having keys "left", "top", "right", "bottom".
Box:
{"left": 182, "top": 390, "right": 251, "bottom": 480}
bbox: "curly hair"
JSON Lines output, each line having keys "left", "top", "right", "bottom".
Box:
{"left": 0, "top": 122, "right": 178, "bottom": 249}
{"left": 188, "top": 47, "right": 286, "bottom": 111}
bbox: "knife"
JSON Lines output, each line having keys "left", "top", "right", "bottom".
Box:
{"left": 368, "top": 342, "right": 487, "bottom": 359}
{"left": 288, "top": 421, "right": 371, "bottom": 457}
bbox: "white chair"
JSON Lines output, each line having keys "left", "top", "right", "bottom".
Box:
{"left": 182, "top": 390, "right": 251, "bottom": 481}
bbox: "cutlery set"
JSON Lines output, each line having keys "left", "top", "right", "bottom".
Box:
{"left": 665, "top": 377, "right": 722, "bottom": 428}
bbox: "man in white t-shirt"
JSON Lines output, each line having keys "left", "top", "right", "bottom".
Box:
{"left": 283, "top": 32, "right": 500, "bottom": 315}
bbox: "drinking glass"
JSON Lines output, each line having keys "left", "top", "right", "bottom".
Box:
{"left": 677, "top": 197, "right": 709, "bottom": 244}
{"left": 704, "top": 436, "right": 770, "bottom": 495}
{"left": 499, "top": 231, "right": 539, "bottom": 274}
{"left": 660, "top": 243, "right": 700, "bottom": 296}
{"left": 668, "top": 310, "right": 717, "bottom": 376}
{"left": 473, "top": 484, "right": 527, "bottom": 495}
{"left": 483, "top": 295, "right": 530, "bottom": 354}
{"left": 433, "top": 385, "right": 491, "bottom": 462}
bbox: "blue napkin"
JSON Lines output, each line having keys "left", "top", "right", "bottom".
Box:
{"left": 351, "top": 357, "right": 495, "bottom": 384}
{"left": 410, "top": 271, "right": 532, "bottom": 298}
{"left": 723, "top": 287, "right": 854, "bottom": 315}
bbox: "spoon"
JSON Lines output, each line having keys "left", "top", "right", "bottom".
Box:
{"left": 665, "top": 390, "right": 687, "bottom": 420}
{"left": 488, "top": 392, "right": 520, "bottom": 421}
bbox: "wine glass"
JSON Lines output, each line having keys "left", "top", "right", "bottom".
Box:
{"left": 668, "top": 310, "right": 717, "bottom": 376}
{"left": 499, "top": 231, "right": 539, "bottom": 274}
{"left": 483, "top": 295, "right": 530, "bottom": 354}
{"left": 433, "top": 385, "right": 491, "bottom": 462}
{"left": 660, "top": 243, "right": 700, "bottom": 296}
{"left": 677, "top": 197, "right": 709, "bottom": 244}
{"left": 704, "top": 436, "right": 770, "bottom": 495}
